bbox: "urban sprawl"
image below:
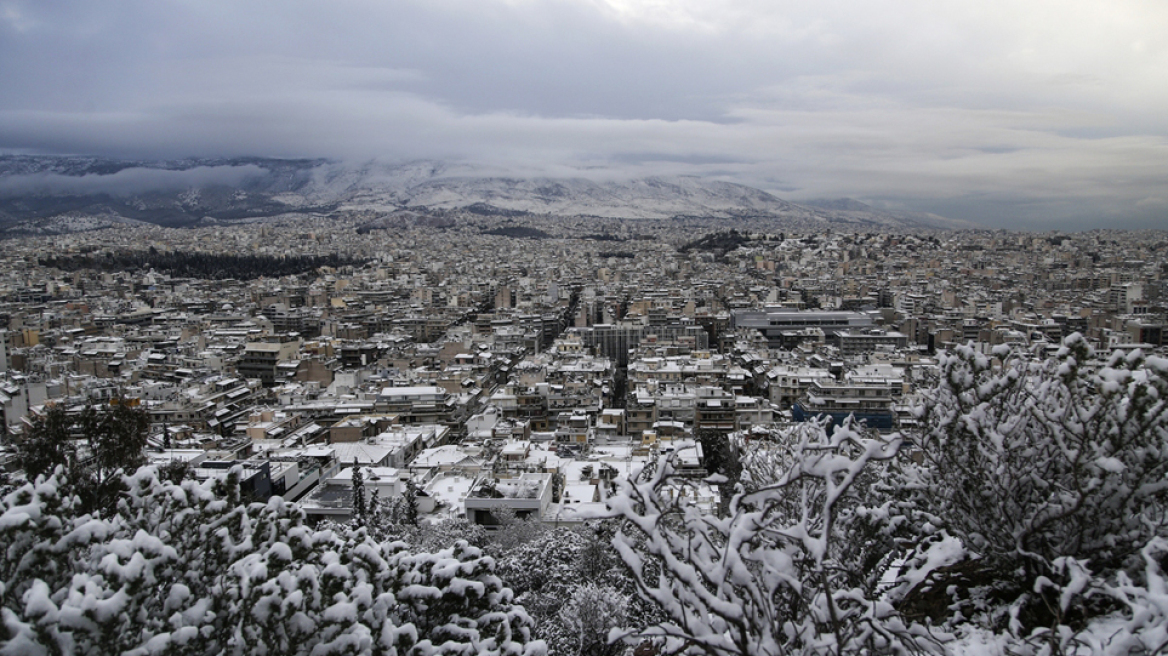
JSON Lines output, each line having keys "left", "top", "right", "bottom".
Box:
{"left": 1, "top": 216, "right": 1164, "bottom": 525}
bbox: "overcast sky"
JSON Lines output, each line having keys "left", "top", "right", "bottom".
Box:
{"left": 1, "top": 0, "right": 1166, "bottom": 229}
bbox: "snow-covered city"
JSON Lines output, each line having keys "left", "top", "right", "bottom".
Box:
{"left": 3, "top": 0, "right": 1168, "bottom": 653}
{"left": 1, "top": 207, "right": 1166, "bottom": 654}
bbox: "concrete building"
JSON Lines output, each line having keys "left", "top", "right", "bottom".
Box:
{"left": 238, "top": 340, "right": 300, "bottom": 386}
{"left": 731, "top": 308, "right": 877, "bottom": 348}
{"left": 792, "top": 379, "right": 897, "bottom": 432}
{"left": 693, "top": 386, "right": 737, "bottom": 435}
{"left": 464, "top": 472, "right": 554, "bottom": 526}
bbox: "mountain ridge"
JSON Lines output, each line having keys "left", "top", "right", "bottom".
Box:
{"left": 0, "top": 156, "right": 977, "bottom": 234}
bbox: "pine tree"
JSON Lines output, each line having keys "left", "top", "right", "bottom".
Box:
{"left": 16, "top": 399, "right": 150, "bottom": 515}
{"left": 351, "top": 459, "right": 367, "bottom": 526}
{"left": 404, "top": 478, "right": 419, "bottom": 526}
{"left": 369, "top": 486, "right": 382, "bottom": 517}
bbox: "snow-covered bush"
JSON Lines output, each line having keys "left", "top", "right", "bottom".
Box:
{"left": 553, "top": 583, "right": 627, "bottom": 656}
{"left": 954, "top": 536, "right": 1168, "bottom": 655}
{"left": 910, "top": 335, "right": 1168, "bottom": 624}
{"left": 1093, "top": 536, "right": 1168, "bottom": 655}
{"left": 495, "top": 528, "right": 601, "bottom": 654}
{"left": 492, "top": 525, "right": 656, "bottom": 656}
{"left": 484, "top": 507, "right": 547, "bottom": 554}
{"left": 495, "top": 528, "right": 588, "bottom": 602}
{"left": 0, "top": 466, "right": 544, "bottom": 656}
{"left": 607, "top": 418, "right": 942, "bottom": 656}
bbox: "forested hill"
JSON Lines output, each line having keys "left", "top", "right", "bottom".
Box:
{"left": 38, "top": 250, "right": 367, "bottom": 280}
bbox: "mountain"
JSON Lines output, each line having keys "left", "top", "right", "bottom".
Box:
{"left": 378, "top": 175, "right": 807, "bottom": 220}
{"left": 0, "top": 156, "right": 974, "bottom": 234}
{"left": 0, "top": 156, "right": 335, "bottom": 234}
{"left": 803, "top": 198, "right": 876, "bottom": 212}
{"left": 801, "top": 197, "right": 979, "bottom": 230}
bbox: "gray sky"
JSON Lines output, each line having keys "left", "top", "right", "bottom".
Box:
{"left": 1, "top": 0, "right": 1166, "bottom": 229}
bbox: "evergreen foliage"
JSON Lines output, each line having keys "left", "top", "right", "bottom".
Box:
{"left": 904, "top": 335, "right": 1168, "bottom": 632}
{"left": 0, "top": 467, "right": 543, "bottom": 656}
{"left": 915, "top": 337, "right": 1168, "bottom": 575}
{"left": 608, "top": 418, "right": 935, "bottom": 656}
{"left": 403, "top": 479, "right": 420, "bottom": 527}
{"left": 492, "top": 525, "right": 655, "bottom": 656}
{"left": 351, "top": 461, "right": 367, "bottom": 527}
{"left": 15, "top": 401, "right": 149, "bottom": 515}
{"left": 38, "top": 250, "right": 366, "bottom": 281}
{"left": 677, "top": 229, "right": 752, "bottom": 255}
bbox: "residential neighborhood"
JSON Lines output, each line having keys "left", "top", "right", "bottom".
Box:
{"left": 2, "top": 218, "right": 1164, "bottom": 531}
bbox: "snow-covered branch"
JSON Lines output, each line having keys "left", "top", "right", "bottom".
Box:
{"left": 607, "top": 418, "right": 940, "bottom": 656}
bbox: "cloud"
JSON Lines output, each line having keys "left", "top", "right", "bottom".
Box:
{"left": 0, "top": 0, "right": 1166, "bottom": 228}
{"left": 0, "top": 164, "right": 269, "bottom": 197}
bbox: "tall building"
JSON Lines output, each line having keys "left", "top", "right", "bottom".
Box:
{"left": 238, "top": 341, "right": 300, "bottom": 386}
{"left": 693, "top": 386, "right": 737, "bottom": 435}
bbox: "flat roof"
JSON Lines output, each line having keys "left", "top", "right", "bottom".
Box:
{"left": 379, "top": 386, "right": 445, "bottom": 396}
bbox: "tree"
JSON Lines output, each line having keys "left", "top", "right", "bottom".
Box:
{"left": 697, "top": 428, "right": 742, "bottom": 516}
{"left": 908, "top": 336, "right": 1168, "bottom": 628}
{"left": 554, "top": 583, "right": 627, "bottom": 656}
{"left": 15, "top": 400, "right": 149, "bottom": 514}
{"left": 157, "top": 457, "right": 192, "bottom": 484}
{"left": 14, "top": 403, "right": 77, "bottom": 481}
{"left": 0, "top": 466, "right": 544, "bottom": 656}
{"left": 493, "top": 525, "right": 651, "bottom": 656}
{"left": 361, "top": 478, "right": 424, "bottom": 545}
{"left": 81, "top": 400, "right": 149, "bottom": 491}
{"left": 487, "top": 506, "right": 546, "bottom": 553}
{"left": 403, "top": 478, "right": 420, "bottom": 526}
{"left": 351, "top": 459, "right": 368, "bottom": 526}
{"left": 607, "top": 418, "right": 938, "bottom": 656}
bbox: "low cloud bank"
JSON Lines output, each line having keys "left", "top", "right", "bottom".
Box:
{"left": 0, "top": 164, "right": 269, "bottom": 197}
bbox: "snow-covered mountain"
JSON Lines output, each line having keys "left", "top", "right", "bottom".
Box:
{"left": 380, "top": 175, "right": 800, "bottom": 220}
{"left": 800, "top": 198, "right": 977, "bottom": 230}
{"left": 0, "top": 156, "right": 976, "bottom": 233}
